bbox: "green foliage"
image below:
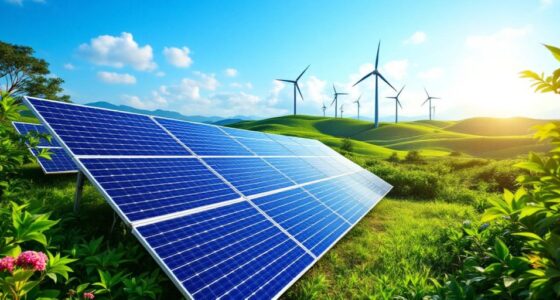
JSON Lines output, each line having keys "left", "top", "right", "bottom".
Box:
{"left": 404, "top": 150, "right": 424, "bottom": 163}
{"left": 0, "top": 40, "right": 70, "bottom": 101}
{"left": 387, "top": 152, "right": 400, "bottom": 162}
{"left": 520, "top": 44, "right": 560, "bottom": 94}
{"left": 340, "top": 137, "right": 353, "bottom": 153}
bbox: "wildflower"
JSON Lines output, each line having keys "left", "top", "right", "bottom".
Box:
{"left": 83, "top": 291, "right": 95, "bottom": 299}
{"left": 0, "top": 256, "right": 16, "bottom": 272}
{"left": 16, "top": 251, "right": 48, "bottom": 271}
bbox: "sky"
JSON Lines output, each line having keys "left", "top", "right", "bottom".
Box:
{"left": 2, "top": 0, "right": 560, "bottom": 120}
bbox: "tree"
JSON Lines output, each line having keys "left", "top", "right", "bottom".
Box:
{"left": 0, "top": 41, "right": 70, "bottom": 101}
{"left": 340, "top": 137, "right": 353, "bottom": 153}
{"left": 520, "top": 44, "right": 560, "bottom": 94}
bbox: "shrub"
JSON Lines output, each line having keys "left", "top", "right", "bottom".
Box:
{"left": 449, "top": 151, "right": 462, "bottom": 157}
{"left": 340, "top": 137, "right": 353, "bottom": 153}
{"left": 404, "top": 150, "right": 424, "bottom": 163}
{"left": 387, "top": 152, "right": 400, "bottom": 163}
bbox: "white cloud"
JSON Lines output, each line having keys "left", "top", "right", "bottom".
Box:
{"left": 304, "top": 75, "right": 329, "bottom": 104}
{"left": 382, "top": 60, "right": 408, "bottom": 80}
{"left": 193, "top": 71, "right": 219, "bottom": 90}
{"left": 418, "top": 67, "right": 444, "bottom": 80}
{"left": 540, "top": 0, "right": 553, "bottom": 7}
{"left": 78, "top": 32, "right": 156, "bottom": 71}
{"left": 404, "top": 31, "right": 427, "bottom": 45}
{"left": 465, "top": 26, "right": 532, "bottom": 50}
{"left": 97, "top": 71, "right": 136, "bottom": 84}
{"left": 163, "top": 46, "right": 193, "bottom": 68}
{"left": 224, "top": 68, "right": 238, "bottom": 77}
{"left": 63, "top": 63, "right": 75, "bottom": 70}
{"left": 267, "top": 80, "right": 286, "bottom": 106}
{"left": 155, "top": 71, "right": 165, "bottom": 77}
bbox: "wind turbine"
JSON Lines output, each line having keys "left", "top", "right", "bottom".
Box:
{"left": 385, "top": 85, "right": 405, "bottom": 123}
{"left": 321, "top": 103, "right": 326, "bottom": 117}
{"left": 330, "top": 84, "right": 348, "bottom": 118}
{"left": 340, "top": 104, "right": 344, "bottom": 118}
{"left": 422, "top": 88, "right": 440, "bottom": 120}
{"left": 276, "top": 65, "right": 310, "bottom": 115}
{"left": 432, "top": 105, "right": 436, "bottom": 119}
{"left": 353, "top": 41, "right": 396, "bottom": 128}
{"left": 353, "top": 95, "right": 362, "bottom": 120}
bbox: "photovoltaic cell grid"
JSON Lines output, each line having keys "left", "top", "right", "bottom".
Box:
{"left": 24, "top": 96, "right": 392, "bottom": 300}
{"left": 12, "top": 122, "right": 78, "bottom": 174}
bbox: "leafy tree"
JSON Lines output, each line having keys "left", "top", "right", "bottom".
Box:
{"left": 520, "top": 44, "right": 560, "bottom": 94}
{"left": 0, "top": 41, "right": 70, "bottom": 101}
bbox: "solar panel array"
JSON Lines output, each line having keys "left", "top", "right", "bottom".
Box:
{"left": 12, "top": 121, "right": 78, "bottom": 174}
{"left": 24, "top": 96, "right": 392, "bottom": 300}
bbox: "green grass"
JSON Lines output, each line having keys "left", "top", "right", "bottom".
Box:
{"left": 285, "top": 199, "right": 476, "bottom": 299}
{"left": 232, "top": 115, "right": 550, "bottom": 158}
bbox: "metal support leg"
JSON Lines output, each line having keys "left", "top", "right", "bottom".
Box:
{"left": 73, "top": 172, "right": 85, "bottom": 214}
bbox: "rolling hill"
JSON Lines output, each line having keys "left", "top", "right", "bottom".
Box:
{"left": 231, "top": 115, "right": 551, "bottom": 158}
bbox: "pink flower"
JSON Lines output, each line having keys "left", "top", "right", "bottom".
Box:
{"left": 16, "top": 251, "right": 48, "bottom": 271}
{"left": 0, "top": 256, "right": 16, "bottom": 272}
{"left": 83, "top": 292, "right": 95, "bottom": 299}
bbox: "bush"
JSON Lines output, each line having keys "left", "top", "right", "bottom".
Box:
{"left": 365, "top": 162, "right": 439, "bottom": 199}
{"left": 449, "top": 151, "right": 462, "bottom": 157}
{"left": 340, "top": 137, "right": 353, "bottom": 153}
{"left": 387, "top": 152, "right": 400, "bottom": 163}
{"left": 404, "top": 150, "right": 424, "bottom": 163}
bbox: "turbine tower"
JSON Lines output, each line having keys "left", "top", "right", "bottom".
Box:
{"left": 422, "top": 88, "right": 440, "bottom": 120}
{"left": 340, "top": 104, "right": 344, "bottom": 118}
{"left": 330, "top": 84, "right": 348, "bottom": 118}
{"left": 276, "top": 65, "right": 310, "bottom": 115}
{"left": 321, "top": 103, "right": 326, "bottom": 117}
{"left": 353, "top": 41, "right": 396, "bottom": 128}
{"left": 353, "top": 95, "right": 362, "bottom": 120}
{"left": 432, "top": 105, "right": 436, "bottom": 119}
{"left": 385, "top": 85, "right": 405, "bottom": 123}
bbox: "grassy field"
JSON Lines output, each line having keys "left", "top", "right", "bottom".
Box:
{"left": 233, "top": 115, "right": 550, "bottom": 158}
{"left": 6, "top": 113, "right": 536, "bottom": 299}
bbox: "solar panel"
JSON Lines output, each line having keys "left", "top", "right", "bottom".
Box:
{"left": 24, "top": 96, "right": 392, "bottom": 299}
{"left": 154, "top": 118, "right": 253, "bottom": 156}
{"left": 26, "top": 98, "right": 189, "bottom": 156}
{"left": 12, "top": 121, "right": 78, "bottom": 174}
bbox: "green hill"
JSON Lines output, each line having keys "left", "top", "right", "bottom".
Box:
{"left": 231, "top": 115, "right": 551, "bottom": 158}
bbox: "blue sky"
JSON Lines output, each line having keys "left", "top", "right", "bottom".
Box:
{"left": 3, "top": 0, "right": 560, "bottom": 120}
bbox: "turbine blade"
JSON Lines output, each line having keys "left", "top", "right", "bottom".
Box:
{"left": 352, "top": 71, "right": 374, "bottom": 87}
{"left": 397, "top": 85, "right": 405, "bottom": 97}
{"left": 338, "top": 93, "right": 349, "bottom": 95}
{"left": 397, "top": 99, "right": 403, "bottom": 109}
{"left": 377, "top": 72, "right": 396, "bottom": 91}
{"left": 330, "top": 96, "right": 337, "bottom": 106}
{"left": 424, "top": 87, "right": 430, "bottom": 98}
{"left": 375, "top": 40, "right": 381, "bottom": 69}
{"left": 296, "top": 64, "right": 310, "bottom": 81}
{"left": 333, "top": 84, "right": 337, "bottom": 94}
{"left": 276, "top": 79, "right": 295, "bottom": 83}
{"left": 296, "top": 83, "right": 304, "bottom": 101}
{"left": 431, "top": 97, "right": 441, "bottom": 99}
{"left": 422, "top": 98, "right": 429, "bottom": 106}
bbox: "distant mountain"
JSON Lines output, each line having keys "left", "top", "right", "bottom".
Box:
{"left": 86, "top": 101, "right": 253, "bottom": 124}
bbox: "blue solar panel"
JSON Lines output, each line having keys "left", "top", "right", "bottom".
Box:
{"left": 304, "top": 177, "right": 370, "bottom": 224}
{"left": 135, "top": 201, "right": 314, "bottom": 300}
{"left": 221, "top": 126, "right": 270, "bottom": 140}
{"left": 234, "top": 137, "right": 292, "bottom": 156}
{"left": 30, "top": 148, "right": 77, "bottom": 174}
{"left": 12, "top": 121, "right": 60, "bottom": 147}
{"left": 155, "top": 118, "right": 253, "bottom": 156}
{"left": 264, "top": 157, "right": 326, "bottom": 184}
{"left": 25, "top": 97, "right": 189, "bottom": 156}
{"left": 23, "top": 97, "right": 392, "bottom": 299}
{"left": 80, "top": 157, "right": 241, "bottom": 222}
{"left": 203, "top": 157, "right": 294, "bottom": 196}
{"left": 253, "top": 188, "right": 350, "bottom": 256}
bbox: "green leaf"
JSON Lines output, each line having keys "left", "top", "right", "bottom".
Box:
{"left": 515, "top": 161, "right": 544, "bottom": 173}
{"left": 494, "top": 238, "right": 509, "bottom": 261}
{"left": 518, "top": 206, "right": 545, "bottom": 219}
{"left": 503, "top": 276, "right": 515, "bottom": 288}
{"left": 545, "top": 44, "right": 560, "bottom": 63}
{"left": 512, "top": 232, "right": 544, "bottom": 241}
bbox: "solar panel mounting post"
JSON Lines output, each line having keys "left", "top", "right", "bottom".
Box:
{"left": 73, "top": 172, "right": 85, "bottom": 214}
